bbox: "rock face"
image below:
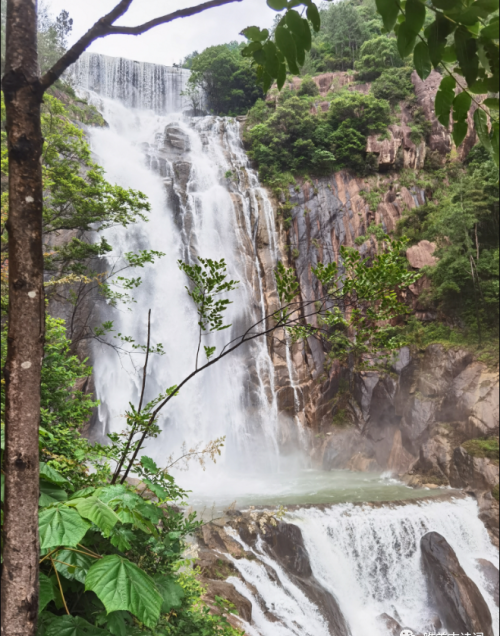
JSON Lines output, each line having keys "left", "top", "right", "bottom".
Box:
{"left": 420, "top": 532, "right": 494, "bottom": 636}
{"left": 476, "top": 558, "right": 500, "bottom": 607}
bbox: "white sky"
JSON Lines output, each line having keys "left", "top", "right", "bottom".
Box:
{"left": 46, "top": 0, "right": 277, "bottom": 66}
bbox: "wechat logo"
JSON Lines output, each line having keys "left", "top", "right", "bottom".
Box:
{"left": 400, "top": 631, "right": 414, "bottom": 636}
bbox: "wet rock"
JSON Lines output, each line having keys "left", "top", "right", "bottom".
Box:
{"left": 202, "top": 580, "right": 252, "bottom": 622}
{"left": 377, "top": 613, "right": 423, "bottom": 636}
{"left": 420, "top": 531, "right": 494, "bottom": 635}
{"left": 200, "top": 524, "right": 246, "bottom": 559}
{"left": 260, "top": 520, "right": 351, "bottom": 636}
{"left": 449, "top": 446, "right": 499, "bottom": 491}
{"left": 476, "top": 558, "right": 499, "bottom": 607}
{"left": 196, "top": 547, "right": 237, "bottom": 580}
{"left": 477, "top": 491, "right": 500, "bottom": 548}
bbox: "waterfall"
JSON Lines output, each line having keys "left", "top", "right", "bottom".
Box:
{"left": 72, "top": 54, "right": 288, "bottom": 479}
{"left": 227, "top": 498, "right": 499, "bottom": 636}
{"left": 69, "top": 52, "right": 190, "bottom": 113}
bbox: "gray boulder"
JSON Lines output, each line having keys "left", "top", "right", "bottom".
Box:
{"left": 476, "top": 558, "right": 499, "bottom": 607}
{"left": 421, "top": 532, "right": 494, "bottom": 636}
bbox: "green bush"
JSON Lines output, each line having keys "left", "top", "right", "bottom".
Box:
{"left": 298, "top": 77, "right": 320, "bottom": 97}
{"left": 372, "top": 67, "right": 414, "bottom": 104}
{"left": 355, "top": 36, "right": 404, "bottom": 82}
{"left": 186, "top": 43, "right": 263, "bottom": 116}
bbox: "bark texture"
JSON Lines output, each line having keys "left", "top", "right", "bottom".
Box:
{"left": 1, "top": 1, "right": 45, "bottom": 635}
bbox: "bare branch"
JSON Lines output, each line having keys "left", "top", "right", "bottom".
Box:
{"left": 40, "top": 0, "right": 244, "bottom": 91}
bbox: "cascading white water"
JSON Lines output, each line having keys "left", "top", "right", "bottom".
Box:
{"left": 70, "top": 52, "right": 190, "bottom": 113}
{"left": 224, "top": 498, "right": 499, "bottom": 636}
{"left": 73, "top": 56, "right": 289, "bottom": 482}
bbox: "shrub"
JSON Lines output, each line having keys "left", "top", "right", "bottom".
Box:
{"left": 298, "top": 77, "right": 320, "bottom": 97}
{"left": 355, "top": 36, "right": 404, "bottom": 81}
{"left": 372, "top": 67, "right": 414, "bottom": 104}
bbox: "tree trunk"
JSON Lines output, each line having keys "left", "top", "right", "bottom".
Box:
{"left": 1, "top": 1, "right": 45, "bottom": 634}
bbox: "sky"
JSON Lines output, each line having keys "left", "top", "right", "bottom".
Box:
{"left": 46, "top": 0, "right": 277, "bottom": 66}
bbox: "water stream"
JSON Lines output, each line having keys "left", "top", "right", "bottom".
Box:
{"left": 72, "top": 53, "right": 499, "bottom": 636}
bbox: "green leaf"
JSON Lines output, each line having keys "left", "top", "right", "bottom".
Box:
{"left": 70, "top": 496, "right": 120, "bottom": 535}
{"left": 306, "top": 3, "right": 321, "bottom": 32}
{"left": 241, "top": 41, "right": 262, "bottom": 57}
{"left": 480, "top": 19, "right": 499, "bottom": 38}
{"left": 453, "top": 120, "right": 469, "bottom": 146}
{"left": 69, "top": 487, "right": 95, "bottom": 500}
{"left": 253, "top": 49, "right": 267, "bottom": 65}
{"left": 241, "top": 26, "right": 262, "bottom": 41}
{"left": 468, "top": 79, "right": 490, "bottom": 93}
{"left": 484, "top": 97, "right": 500, "bottom": 110}
{"left": 40, "top": 481, "right": 68, "bottom": 507}
{"left": 1, "top": 425, "right": 5, "bottom": 450}
{"left": 398, "top": 21, "right": 418, "bottom": 57}
{"left": 453, "top": 90, "right": 472, "bottom": 121}
{"left": 474, "top": 107, "right": 493, "bottom": 153}
{"left": 54, "top": 548, "right": 94, "bottom": 584}
{"left": 455, "top": 26, "right": 479, "bottom": 85}
{"left": 44, "top": 615, "right": 105, "bottom": 636}
{"left": 435, "top": 76, "right": 457, "bottom": 126}
{"left": 153, "top": 575, "right": 185, "bottom": 613}
{"left": 442, "top": 44, "right": 458, "bottom": 63}
{"left": 39, "top": 572, "right": 56, "bottom": 614}
{"left": 85, "top": 555, "right": 162, "bottom": 628}
{"left": 40, "top": 463, "right": 70, "bottom": 487}
{"left": 106, "top": 611, "right": 129, "bottom": 636}
{"left": 406, "top": 0, "right": 426, "bottom": 34}
{"left": 264, "top": 40, "right": 280, "bottom": 77}
{"left": 301, "top": 18, "right": 312, "bottom": 51}
{"left": 140, "top": 456, "right": 159, "bottom": 474}
{"left": 376, "top": 0, "right": 400, "bottom": 31}
{"left": 476, "top": 0, "right": 499, "bottom": 11}
{"left": 432, "top": 0, "right": 461, "bottom": 8}
{"left": 39, "top": 506, "right": 91, "bottom": 549}
{"left": 267, "top": 0, "right": 288, "bottom": 10}
{"left": 427, "top": 17, "right": 456, "bottom": 66}
{"left": 277, "top": 62, "right": 287, "bottom": 90}
{"left": 275, "top": 26, "right": 300, "bottom": 74}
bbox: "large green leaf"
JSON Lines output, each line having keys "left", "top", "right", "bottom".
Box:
{"left": 398, "top": 21, "right": 418, "bottom": 57}
{"left": 54, "top": 548, "right": 94, "bottom": 584}
{"left": 39, "top": 506, "right": 91, "bottom": 549}
{"left": 44, "top": 615, "right": 105, "bottom": 636}
{"left": 480, "top": 19, "right": 499, "bottom": 38}
{"left": 484, "top": 97, "right": 500, "bottom": 110}
{"left": 277, "top": 62, "right": 287, "bottom": 90}
{"left": 435, "top": 75, "right": 457, "bottom": 126}
{"left": 69, "top": 496, "right": 120, "bottom": 535}
{"left": 427, "top": 17, "right": 456, "bottom": 66}
{"left": 376, "top": 0, "right": 400, "bottom": 31}
{"left": 263, "top": 41, "right": 280, "bottom": 78}
{"left": 275, "top": 26, "right": 300, "bottom": 74}
{"left": 455, "top": 26, "right": 479, "bottom": 85}
{"left": 406, "top": 0, "right": 426, "bottom": 34}
{"left": 306, "top": 3, "right": 321, "bottom": 32}
{"left": 267, "top": 0, "right": 287, "bottom": 10}
{"left": 105, "top": 611, "right": 129, "bottom": 636}
{"left": 432, "top": 0, "right": 461, "bottom": 8}
{"left": 414, "top": 41, "right": 432, "bottom": 79}
{"left": 40, "top": 481, "right": 69, "bottom": 507}
{"left": 39, "top": 572, "right": 56, "bottom": 614}
{"left": 301, "top": 18, "right": 312, "bottom": 51}
{"left": 40, "top": 463, "right": 70, "bottom": 487}
{"left": 153, "top": 575, "right": 185, "bottom": 613}
{"left": 85, "top": 555, "right": 162, "bottom": 628}
{"left": 474, "top": 107, "right": 493, "bottom": 153}
{"left": 452, "top": 90, "right": 472, "bottom": 146}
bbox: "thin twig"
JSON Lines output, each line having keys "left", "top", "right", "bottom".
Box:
{"left": 50, "top": 557, "right": 70, "bottom": 615}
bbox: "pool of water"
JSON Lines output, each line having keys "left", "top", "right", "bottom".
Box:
{"left": 181, "top": 468, "right": 450, "bottom": 515}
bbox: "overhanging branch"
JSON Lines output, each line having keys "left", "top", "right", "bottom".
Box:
{"left": 40, "top": 0, "right": 244, "bottom": 92}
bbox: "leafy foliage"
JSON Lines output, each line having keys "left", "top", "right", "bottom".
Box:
{"left": 276, "top": 236, "right": 421, "bottom": 363}
{"left": 375, "top": 0, "right": 499, "bottom": 161}
{"left": 355, "top": 35, "right": 404, "bottom": 81}
{"left": 397, "top": 146, "right": 499, "bottom": 340}
{"left": 185, "top": 43, "right": 263, "bottom": 115}
{"left": 244, "top": 89, "right": 390, "bottom": 181}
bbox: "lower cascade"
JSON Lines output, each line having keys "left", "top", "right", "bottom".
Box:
{"left": 73, "top": 55, "right": 499, "bottom": 636}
